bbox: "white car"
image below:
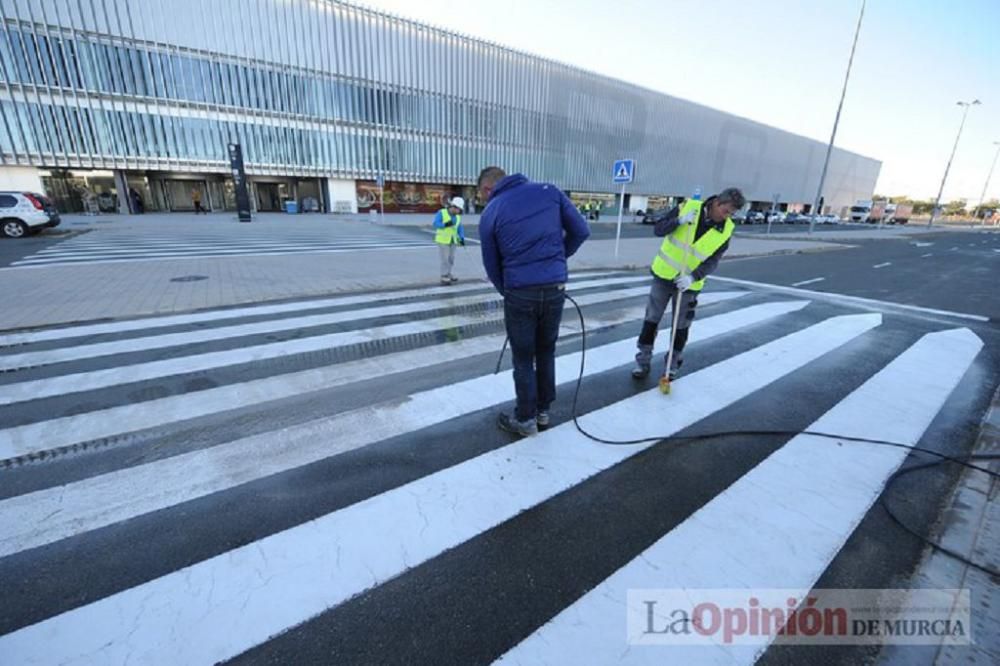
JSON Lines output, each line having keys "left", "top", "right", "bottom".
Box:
{"left": 819, "top": 214, "right": 840, "bottom": 224}
{"left": 0, "top": 191, "right": 61, "bottom": 238}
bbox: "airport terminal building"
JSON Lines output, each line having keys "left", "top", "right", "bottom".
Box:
{"left": 0, "top": 0, "right": 880, "bottom": 216}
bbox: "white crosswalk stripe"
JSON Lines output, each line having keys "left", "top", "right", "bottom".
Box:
{"left": 0, "top": 270, "right": 986, "bottom": 665}
{"left": 9, "top": 229, "right": 435, "bottom": 268}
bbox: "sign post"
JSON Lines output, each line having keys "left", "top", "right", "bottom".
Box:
{"left": 376, "top": 173, "right": 385, "bottom": 222}
{"left": 767, "top": 193, "right": 779, "bottom": 235}
{"left": 228, "top": 143, "right": 252, "bottom": 223}
{"left": 612, "top": 159, "right": 635, "bottom": 258}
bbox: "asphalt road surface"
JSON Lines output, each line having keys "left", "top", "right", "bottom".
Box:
{"left": 0, "top": 233, "right": 997, "bottom": 665}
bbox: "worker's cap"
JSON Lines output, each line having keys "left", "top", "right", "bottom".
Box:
{"left": 448, "top": 197, "right": 465, "bottom": 209}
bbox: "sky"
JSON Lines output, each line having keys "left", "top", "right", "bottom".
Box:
{"left": 361, "top": 0, "right": 1000, "bottom": 204}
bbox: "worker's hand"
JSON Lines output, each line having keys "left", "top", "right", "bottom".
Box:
{"left": 674, "top": 275, "right": 694, "bottom": 292}
{"left": 459, "top": 239, "right": 466, "bottom": 246}
{"left": 679, "top": 210, "right": 696, "bottom": 225}
{"left": 443, "top": 220, "right": 454, "bottom": 227}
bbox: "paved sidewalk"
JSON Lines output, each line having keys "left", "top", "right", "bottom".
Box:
{"left": 878, "top": 387, "right": 1000, "bottom": 666}
{"left": 2, "top": 212, "right": 847, "bottom": 330}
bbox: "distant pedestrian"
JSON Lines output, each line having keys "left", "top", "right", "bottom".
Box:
{"left": 631, "top": 187, "right": 745, "bottom": 385}
{"left": 192, "top": 188, "right": 206, "bottom": 214}
{"left": 592, "top": 201, "right": 601, "bottom": 221}
{"left": 478, "top": 166, "right": 591, "bottom": 437}
{"left": 129, "top": 187, "right": 144, "bottom": 214}
{"left": 433, "top": 197, "right": 466, "bottom": 284}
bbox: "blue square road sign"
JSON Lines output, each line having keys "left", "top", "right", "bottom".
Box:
{"left": 612, "top": 159, "right": 635, "bottom": 184}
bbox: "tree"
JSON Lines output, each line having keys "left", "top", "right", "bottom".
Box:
{"left": 910, "top": 199, "right": 936, "bottom": 215}
{"left": 942, "top": 199, "right": 968, "bottom": 216}
{"left": 975, "top": 198, "right": 1000, "bottom": 218}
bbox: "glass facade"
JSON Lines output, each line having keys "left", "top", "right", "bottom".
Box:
{"left": 0, "top": 0, "right": 879, "bottom": 207}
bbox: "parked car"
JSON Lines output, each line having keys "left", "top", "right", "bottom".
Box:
{"left": 768, "top": 211, "right": 787, "bottom": 224}
{"left": 746, "top": 211, "right": 765, "bottom": 224}
{"left": 0, "top": 191, "right": 61, "bottom": 238}
{"left": 819, "top": 214, "right": 840, "bottom": 224}
{"left": 784, "top": 212, "right": 804, "bottom": 224}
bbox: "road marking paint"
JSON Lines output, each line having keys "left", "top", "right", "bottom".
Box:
{"left": 0, "top": 292, "right": 750, "bottom": 466}
{"left": 498, "top": 327, "right": 981, "bottom": 664}
{"left": 791, "top": 277, "right": 825, "bottom": 287}
{"left": 0, "top": 285, "right": 669, "bottom": 406}
{"left": 0, "top": 302, "right": 797, "bottom": 557}
{"left": 0, "top": 312, "right": 876, "bottom": 665}
{"left": 0, "top": 276, "right": 650, "bottom": 371}
{"left": 0, "top": 273, "right": 643, "bottom": 347}
{"left": 872, "top": 262, "right": 891, "bottom": 269}
{"left": 712, "top": 276, "right": 990, "bottom": 322}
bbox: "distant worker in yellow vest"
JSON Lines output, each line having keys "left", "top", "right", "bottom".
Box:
{"left": 631, "top": 187, "right": 745, "bottom": 381}
{"left": 433, "top": 197, "right": 466, "bottom": 284}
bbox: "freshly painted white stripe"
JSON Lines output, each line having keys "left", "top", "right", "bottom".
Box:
{"left": 791, "top": 277, "right": 825, "bottom": 287}
{"left": 0, "top": 285, "right": 661, "bottom": 406}
{"left": 912, "top": 242, "right": 934, "bottom": 247}
{"left": 922, "top": 253, "right": 933, "bottom": 258}
{"left": 872, "top": 262, "right": 892, "bottom": 268}
{"left": 0, "top": 277, "right": 652, "bottom": 371}
{"left": 0, "top": 273, "right": 645, "bottom": 347}
{"left": 712, "top": 276, "right": 990, "bottom": 322}
{"left": 0, "top": 299, "right": 787, "bottom": 556}
{"left": 0, "top": 297, "right": 751, "bottom": 469}
{"left": 951, "top": 247, "right": 959, "bottom": 251}
{"left": 498, "top": 327, "right": 981, "bottom": 665}
{"left": 0, "top": 312, "right": 874, "bottom": 665}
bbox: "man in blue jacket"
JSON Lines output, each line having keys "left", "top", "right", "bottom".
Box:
{"left": 478, "top": 166, "right": 591, "bottom": 436}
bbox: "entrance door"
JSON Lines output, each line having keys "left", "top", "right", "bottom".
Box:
{"left": 165, "top": 180, "right": 208, "bottom": 212}
{"left": 254, "top": 183, "right": 288, "bottom": 212}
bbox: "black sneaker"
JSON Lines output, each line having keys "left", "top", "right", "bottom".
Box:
{"left": 536, "top": 411, "right": 551, "bottom": 430}
{"left": 497, "top": 412, "right": 538, "bottom": 437}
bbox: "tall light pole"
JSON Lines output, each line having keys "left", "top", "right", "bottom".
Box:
{"left": 928, "top": 99, "right": 981, "bottom": 227}
{"left": 809, "top": 0, "right": 866, "bottom": 234}
{"left": 973, "top": 141, "right": 1000, "bottom": 226}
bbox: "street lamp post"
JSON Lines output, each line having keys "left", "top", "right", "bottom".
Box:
{"left": 809, "top": 0, "right": 866, "bottom": 235}
{"left": 928, "top": 100, "right": 981, "bottom": 227}
{"left": 973, "top": 141, "right": 1000, "bottom": 226}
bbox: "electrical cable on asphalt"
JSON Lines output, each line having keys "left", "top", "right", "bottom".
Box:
{"left": 493, "top": 291, "right": 1000, "bottom": 578}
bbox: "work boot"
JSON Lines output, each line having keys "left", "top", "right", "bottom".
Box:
{"left": 666, "top": 353, "right": 684, "bottom": 380}
{"left": 449, "top": 275, "right": 459, "bottom": 283}
{"left": 536, "top": 410, "right": 551, "bottom": 430}
{"left": 631, "top": 362, "right": 650, "bottom": 379}
{"left": 440, "top": 277, "right": 452, "bottom": 285}
{"left": 497, "top": 412, "right": 538, "bottom": 437}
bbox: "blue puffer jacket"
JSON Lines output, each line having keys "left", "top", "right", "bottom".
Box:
{"left": 479, "top": 174, "right": 591, "bottom": 292}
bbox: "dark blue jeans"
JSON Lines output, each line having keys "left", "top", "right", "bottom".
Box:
{"left": 503, "top": 284, "right": 565, "bottom": 421}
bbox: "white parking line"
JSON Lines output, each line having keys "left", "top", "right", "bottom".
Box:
{"left": 873, "top": 262, "right": 891, "bottom": 269}
{"left": 791, "top": 277, "right": 825, "bottom": 287}
{"left": 922, "top": 253, "right": 933, "bottom": 258}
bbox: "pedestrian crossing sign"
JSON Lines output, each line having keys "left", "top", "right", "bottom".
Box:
{"left": 612, "top": 159, "right": 635, "bottom": 184}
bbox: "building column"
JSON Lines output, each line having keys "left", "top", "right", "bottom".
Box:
{"left": 113, "top": 169, "right": 131, "bottom": 214}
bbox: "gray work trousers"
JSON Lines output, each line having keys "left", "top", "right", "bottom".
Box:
{"left": 438, "top": 243, "right": 455, "bottom": 278}
{"left": 634, "top": 276, "right": 699, "bottom": 368}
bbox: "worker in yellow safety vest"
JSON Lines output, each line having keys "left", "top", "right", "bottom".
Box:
{"left": 433, "top": 197, "right": 466, "bottom": 284}
{"left": 631, "top": 187, "right": 746, "bottom": 381}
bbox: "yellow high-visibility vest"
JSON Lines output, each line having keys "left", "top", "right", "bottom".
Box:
{"left": 434, "top": 208, "right": 462, "bottom": 245}
{"left": 650, "top": 199, "right": 734, "bottom": 291}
